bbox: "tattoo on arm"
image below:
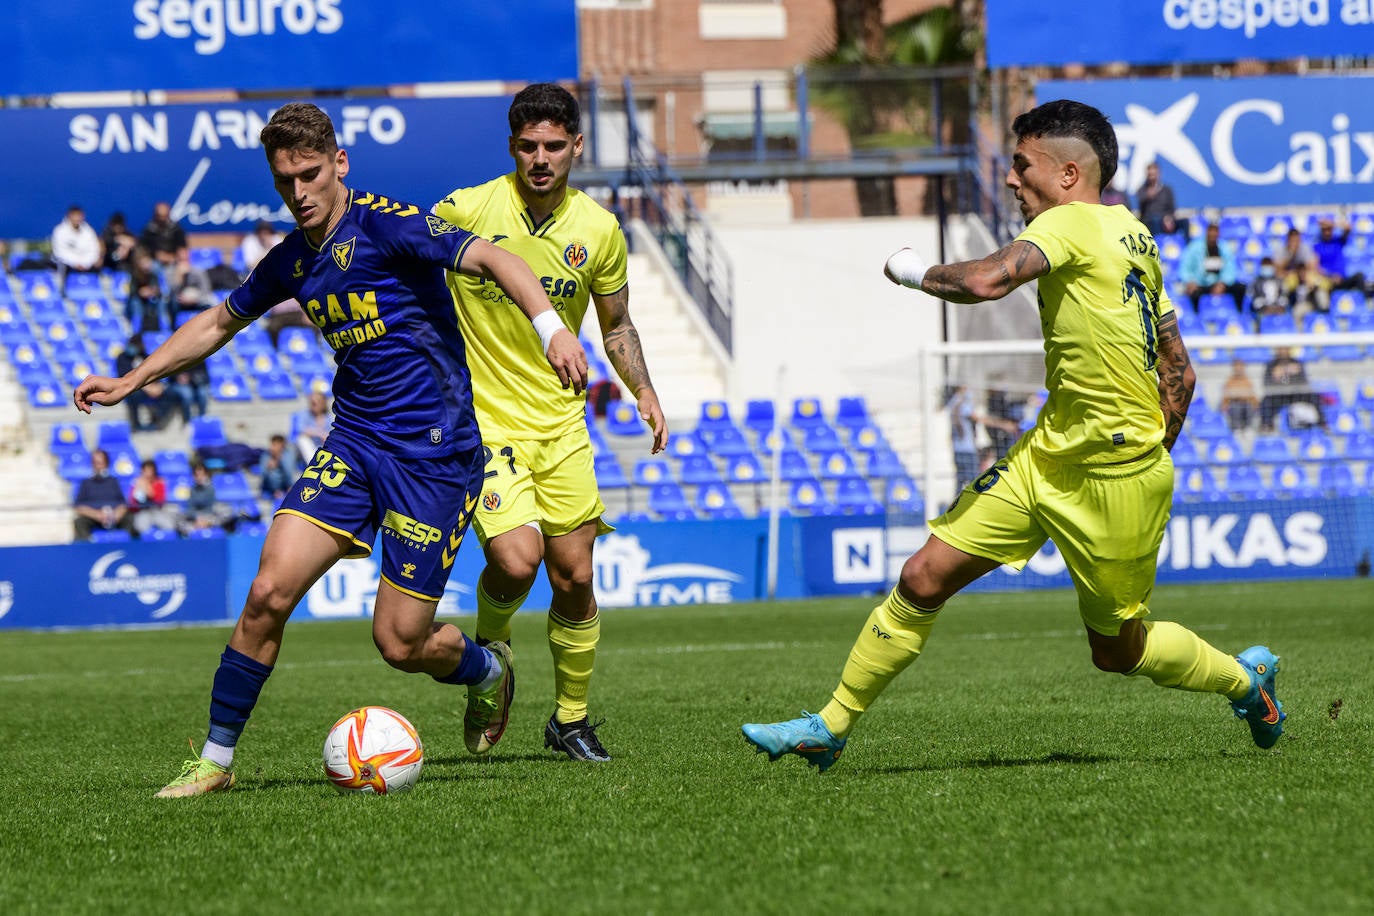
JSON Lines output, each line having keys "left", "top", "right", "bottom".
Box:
{"left": 596, "top": 287, "right": 655, "bottom": 396}
{"left": 1154, "top": 313, "right": 1195, "bottom": 451}
{"left": 921, "top": 241, "right": 1049, "bottom": 303}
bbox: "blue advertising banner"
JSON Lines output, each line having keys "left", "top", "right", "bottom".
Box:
{"left": 0, "top": 539, "right": 229, "bottom": 629}
{"left": 987, "top": 1, "right": 1374, "bottom": 69}
{"left": 0, "top": 1, "right": 577, "bottom": 95}
{"left": 1037, "top": 75, "right": 1374, "bottom": 210}
{"left": 0, "top": 96, "right": 515, "bottom": 239}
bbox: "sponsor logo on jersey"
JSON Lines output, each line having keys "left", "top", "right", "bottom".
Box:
{"left": 401, "top": 563, "right": 417, "bottom": 580}
{"left": 563, "top": 241, "right": 588, "bottom": 269}
{"left": 331, "top": 236, "right": 355, "bottom": 271}
{"left": 382, "top": 510, "right": 443, "bottom": 547}
{"left": 426, "top": 214, "right": 460, "bottom": 236}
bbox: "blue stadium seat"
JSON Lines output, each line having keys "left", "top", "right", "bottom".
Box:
{"left": 56, "top": 450, "right": 92, "bottom": 482}
{"left": 696, "top": 399, "right": 734, "bottom": 432}
{"left": 1175, "top": 309, "right": 1205, "bottom": 337}
{"left": 89, "top": 529, "right": 133, "bottom": 544}
{"left": 834, "top": 396, "right": 872, "bottom": 430}
{"left": 848, "top": 423, "right": 889, "bottom": 452}
{"left": 817, "top": 450, "right": 859, "bottom": 481}
{"left": 84, "top": 316, "right": 125, "bottom": 347}
{"left": 254, "top": 370, "right": 298, "bottom": 400}
{"left": 1187, "top": 407, "right": 1231, "bottom": 440}
{"left": 1177, "top": 467, "right": 1223, "bottom": 502}
{"left": 242, "top": 349, "right": 283, "bottom": 374}
{"left": 1270, "top": 463, "right": 1318, "bottom": 499}
{"left": 666, "top": 431, "right": 707, "bottom": 459}
{"left": 1206, "top": 436, "right": 1244, "bottom": 465}
{"left": 862, "top": 446, "right": 909, "bottom": 478}
{"left": 190, "top": 416, "right": 228, "bottom": 451}
{"left": 789, "top": 396, "right": 826, "bottom": 428}
{"left": 106, "top": 446, "right": 140, "bottom": 479}
{"left": 1318, "top": 463, "right": 1360, "bottom": 498}
{"left": 1327, "top": 407, "right": 1364, "bottom": 438}
{"left": 1263, "top": 213, "right": 1296, "bottom": 238}
{"left": 50, "top": 422, "right": 87, "bottom": 458}
{"left": 1197, "top": 294, "right": 1235, "bottom": 327}
{"left": 1330, "top": 289, "right": 1368, "bottom": 319}
{"left": 647, "top": 482, "right": 695, "bottom": 521}
{"left": 788, "top": 478, "right": 833, "bottom": 515}
{"left": 801, "top": 422, "right": 845, "bottom": 455}
{"left": 30, "top": 299, "right": 69, "bottom": 325}
{"left": 211, "top": 372, "right": 253, "bottom": 402}
{"left": 1250, "top": 435, "right": 1292, "bottom": 464}
{"left": 165, "top": 474, "right": 194, "bottom": 507}
{"left": 678, "top": 454, "right": 722, "bottom": 486}
{"left": 1343, "top": 431, "right": 1374, "bottom": 461}
{"left": 742, "top": 399, "right": 776, "bottom": 435}
{"left": 19, "top": 272, "right": 61, "bottom": 303}
{"left": 1225, "top": 464, "right": 1267, "bottom": 500}
{"left": 605, "top": 400, "right": 646, "bottom": 436}
{"left": 24, "top": 379, "right": 65, "bottom": 408}
{"left": 153, "top": 449, "right": 193, "bottom": 478}
{"left": 1257, "top": 313, "right": 1297, "bottom": 336}
{"left": 632, "top": 457, "right": 673, "bottom": 487}
{"left": 1353, "top": 377, "right": 1374, "bottom": 414}
{"left": 753, "top": 426, "right": 794, "bottom": 457}
{"left": 1217, "top": 215, "right": 1253, "bottom": 239}
{"left": 187, "top": 526, "right": 227, "bottom": 540}
{"left": 695, "top": 483, "right": 744, "bottom": 519}
{"left": 64, "top": 272, "right": 105, "bottom": 300}
{"left": 725, "top": 453, "right": 766, "bottom": 484}
{"left": 236, "top": 521, "right": 269, "bottom": 538}
{"left": 189, "top": 247, "right": 223, "bottom": 270}
{"left": 1169, "top": 434, "right": 1201, "bottom": 467}
{"left": 295, "top": 371, "right": 334, "bottom": 397}
{"left": 833, "top": 477, "right": 881, "bottom": 514}
{"left": 39, "top": 319, "right": 81, "bottom": 348}
{"left": 778, "top": 448, "right": 813, "bottom": 481}
{"left": 699, "top": 423, "right": 753, "bottom": 457}
{"left": 593, "top": 453, "right": 628, "bottom": 489}
{"left": 96, "top": 420, "right": 134, "bottom": 452}
{"left": 4, "top": 340, "right": 43, "bottom": 372}
{"left": 58, "top": 358, "right": 98, "bottom": 387}
{"left": 1295, "top": 431, "right": 1336, "bottom": 462}
{"left": 213, "top": 471, "right": 255, "bottom": 503}
{"left": 141, "top": 526, "right": 179, "bottom": 542}
{"left": 885, "top": 476, "right": 924, "bottom": 516}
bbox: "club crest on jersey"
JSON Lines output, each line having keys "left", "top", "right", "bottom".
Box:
{"left": 429, "top": 428, "right": 442, "bottom": 444}
{"left": 300, "top": 485, "right": 320, "bottom": 503}
{"left": 426, "top": 214, "right": 460, "bottom": 237}
{"left": 563, "top": 241, "right": 589, "bottom": 269}
{"left": 331, "top": 237, "right": 356, "bottom": 272}
{"left": 483, "top": 492, "right": 501, "bottom": 511}
{"left": 292, "top": 258, "right": 304, "bottom": 278}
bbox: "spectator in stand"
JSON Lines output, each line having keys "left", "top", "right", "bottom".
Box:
{"left": 1135, "top": 161, "right": 1177, "bottom": 237}
{"left": 1247, "top": 256, "right": 1288, "bottom": 319}
{"left": 126, "top": 245, "right": 168, "bottom": 331}
{"left": 258, "top": 434, "right": 298, "bottom": 501}
{"left": 1272, "top": 227, "right": 1326, "bottom": 316}
{"left": 116, "top": 332, "right": 182, "bottom": 430}
{"left": 292, "top": 390, "right": 332, "bottom": 464}
{"left": 50, "top": 204, "right": 104, "bottom": 295}
{"left": 1219, "top": 359, "right": 1260, "bottom": 432}
{"left": 167, "top": 361, "right": 210, "bottom": 423}
{"left": 1313, "top": 216, "right": 1366, "bottom": 294}
{"left": 179, "top": 462, "right": 234, "bottom": 534}
{"left": 1259, "top": 347, "right": 1324, "bottom": 433}
{"left": 167, "top": 247, "right": 216, "bottom": 323}
{"left": 73, "top": 448, "right": 136, "bottom": 541}
{"left": 139, "top": 201, "right": 188, "bottom": 270}
{"left": 127, "top": 458, "right": 178, "bottom": 536}
{"left": 100, "top": 212, "right": 138, "bottom": 273}
{"left": 1179, "top": 221, "right": 1245, "bottom": 310}
{"left": 236, "top": 220, "right": 285, "bottom": 276}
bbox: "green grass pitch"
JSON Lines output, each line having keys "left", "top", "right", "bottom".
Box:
{"left": 2, "top": 579, "right": 1371, "bottom": 914}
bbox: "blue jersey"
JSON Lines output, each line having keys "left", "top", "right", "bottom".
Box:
{"left": 228, "top": 189, "right": 480, "bottom": 458}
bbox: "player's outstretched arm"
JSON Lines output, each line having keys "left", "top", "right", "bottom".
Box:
{"left": 1155, "top": 310, "right": 1195, "bottom": 451}
{"left": 884, "top": 241, "right": 1050, "bottom": 304}
{"left": 594, "top": 286, "right": 668, "bottom": 454}
{"left": 73, "top": 303, "right": 248, "bottom": 413}
{"left": 459, "top": 238, "right": 589, "bottom": 395}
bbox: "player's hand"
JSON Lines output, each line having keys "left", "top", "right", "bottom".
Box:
{"left": 637, "top": 390, "right": 669, "bottom": 454}
{"left": 884, "top": 248, "right": 928, "bottom": 289}
{"left": 73, "top": 375, "right": 135, "bottom": 413}
{"left": 545, "top": 328, "right": 588, "bottom": 395}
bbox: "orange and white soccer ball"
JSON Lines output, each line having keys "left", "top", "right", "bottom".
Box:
{"left": 322, "top": 706, "right": 424, "bottom": 794}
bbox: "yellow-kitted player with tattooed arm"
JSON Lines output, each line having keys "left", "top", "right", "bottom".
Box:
{"left": 743, "top": 99, "right": 1284, "bottom": 771}
{"left": 435, "top": 83, "right": 668, "bottom": 762}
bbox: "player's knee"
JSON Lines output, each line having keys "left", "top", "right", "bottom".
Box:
{"left": 373, "top": 631, "right": 425, "bottom": 673}
{"left": 897, "top": 554, "right": 946, "bottom": 607}
{"left": 489, "top": 550, "right": 541, "bottom": 591}
{"left": 1089, "top": 642, "right": 1136, "bottom": 674}
{"left": 244, "top": 574, "right": 298, "bottom": 624}
{"left": 547, "top": 559, "right": 593, "bottom": 598}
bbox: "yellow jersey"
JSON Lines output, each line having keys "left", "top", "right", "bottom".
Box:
{"left": 1016, "top": 202, "right": 1176, "bottom": 465}
{"left": 434, "top": 174, "right": 628, "bottom": 438}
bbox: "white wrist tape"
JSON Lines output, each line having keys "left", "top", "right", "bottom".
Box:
{"left": 885, "top": 248, "right": 928, "bottom": 289}
{"left": 532, "top": 310, "right": 565, "bottom": 353}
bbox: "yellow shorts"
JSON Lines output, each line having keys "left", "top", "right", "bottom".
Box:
{"left": 929, "top": 440, "right": 1174, "bottom": 636}
{"left": 472, "top": 425, "right": 613, "bottom": 545}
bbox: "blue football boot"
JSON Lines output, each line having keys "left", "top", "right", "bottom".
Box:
{"left": 1231, "top": 646, "right": 1285, "bottom": 749}
{"left": 742, "top": 711, "right": 847, "bottom": 772}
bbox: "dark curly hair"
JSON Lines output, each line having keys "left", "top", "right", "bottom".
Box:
{"left": 1011, "top": 99, "right": 1118, "bottom": 193}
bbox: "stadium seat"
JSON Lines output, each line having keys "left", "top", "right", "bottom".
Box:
{"left": 190, "top": 416, "right": 228, "bottom": 451}
{"left": 1197, "top": 294, "right": 1235, "bottom": 327}
{"left": 787, "top": 478, "right": 833, "bottom": 515}
{"left": 151, "top": 449, "right": 193, "bottom": 478}
{"left": 141, "top": 526, "right": 179, "bottom": 542}
{"left": 885, "top": 476, "right": 924, "bottom": 516}
{"left": 647, "top": 482, "right": 695, "bottom": 521}
{"left": 605, "top": 400, "right": 647, "bottom": 436}
{"left": 254, "top": 370, "right": 298, "bottom": 400}
{"left": 1327, "top": 407, "right": 1364, "bottom": 438}
{"left": 211, "top": 372, "right": 252, "bottom": 402}
{"left": 699, "top": 423, "right": 753, "bottom": 457}
{"left": 106, "top": 446, "right": 140, "bottom": 479}
{"left": 1206, "top": 436, "right": 1244, "bottom": 465}
{"left": 19, "top": 272, "right": 61, "bottom": 303}
{"left": 848, "top": 423, "right": 890, "bottom": 452}
{"left": 1257, "top": 313, "right": 1298, "bottom": 336}
{"left": 632, "top": 457, "right": 673, "bottom": 487}
{"left": 30, "top": 299, "right": 70, "bottom": 325}
{"left": 753, "top": 427, "right": 794, "bottom": 457}
{"left": 1318, "top": 463, "right": 1360, "bottom": 498}
{"left": 666, "top": 432, "right": 707, "bottom": 459}
{"left": 817, "top": 450, "right": 859, "bottom": 481}
{"left": 56, "top": 450, "right": 92, "bottom": 482}
{"left": 187, "top": 526, "right": 227, "bottom": 540}
{"left": 778, "top": 448, "right": 813, "bottom": 481}
{"left": 89, "top": 529, "right": 133, "bottom": 544}
{"left": 789, "top": 396, "right": 826, "bottom": 428}
{"left": 242, "top": 349, "right": 283, "bottom": 374}
{"left": 678, "top": 454, "right": 722, "bottom": 486}
{"left": 1169, "top": 434, "right": 1201, "bottom": 467}
{"left": 1250, "top": 435, "right": 1292, "bottom": 464}
{"left": 64, "top": 272, "right": 105, "bottom": 300}
{"left": 833, "top": 477, "right": 881, "bottom": 514}
{"left": 801, "top": 423, "right": 846, "bottom": 455}
{"left": 295, "top": 371, "right": 334, "bottom": 396}
{"left": 165, "top": 474, "right": 194, "bottom": 507}
{"left": 1270, "top": 463, "right": 1318, "bottom": 499}
{"left": 833, "top": 396, "right": 873, "bottom": 430}
{"left": 1177, "top": 467, "right": 1223, "bottom": 502}
{"left": 23, "top": 379, "right": 64, "bottom": 409}
{"left": 1343, "top": 432, "right": 1374, "bottom": 461}
{"left": 593, "top": 453, "right": 629, "bottom": 489}
{"left": 1186, "top": 407, "right": 1231, "bottom": 440}
{"left": 725, "top": 453, "right": 766, "bottom": 484}
{"left": 1225, "top": 464, "right": 1266, "bottom": 500}
{"left": 1295, "top": 431, "right": 1336, "bottom": 462}
{"left": 695, "top": 483, "right": 744, "bottom": 519}
{"left": 1263, "top": 213, "right": 1296, "bottom": 238}
{"left": 213, "top": 471, "right": 255, "bottom": 503}
{"left": 742, "top": 399, "right": 777, "bottom": 435}
{"left": 1330, "top": 289, "right": 1368, "bottom": 319}
{"left": 188, "top": 247, "right": 223, "bottom": 270}
{"left": 96, "top": 420, "right": 135, "bottom": 452}
{"left": 49, "top": 422, "right": 86, "bottom": 458}
{"left": 862, "top": 446, "right": 909, "bottom": 478}
{"left": 1217, "top": 215, "right": 1253, "bottom": 239}
{"left": 696, "top": 399, "right": 734, "bottom": 432}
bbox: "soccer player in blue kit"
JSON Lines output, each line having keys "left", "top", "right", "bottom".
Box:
{"left": 74, "top": 102, "right": 589, "bottom": 797}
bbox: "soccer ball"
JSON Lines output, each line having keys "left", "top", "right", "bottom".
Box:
{"left": 322, "top": 706, "right": 424, "bottom": 795}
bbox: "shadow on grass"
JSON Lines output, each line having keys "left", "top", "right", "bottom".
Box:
{"left": 871, "top": 750, "right": 1117, "bottom": 774}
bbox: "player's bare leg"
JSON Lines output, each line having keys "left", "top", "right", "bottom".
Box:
{"left": 541, "top": 521, "right": 610, "bottom": 761}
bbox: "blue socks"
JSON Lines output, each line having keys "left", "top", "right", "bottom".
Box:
{"left": 205, "top": 646, "right": 273, "bottom": 754}
{"left": 435, "top": 640, "right": 499, "bottom": 687}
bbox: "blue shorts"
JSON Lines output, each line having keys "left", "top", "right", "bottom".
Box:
{"left": 276, "top": 429, "right": 484, "bottom": 601}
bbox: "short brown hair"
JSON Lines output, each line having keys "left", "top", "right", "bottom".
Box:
{"left": 260, "top": 102, "right": 338, "bottom": 159}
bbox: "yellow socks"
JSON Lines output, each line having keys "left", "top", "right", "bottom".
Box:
{"left": 474, "top": 573, "right": 527, "bottom": 645}
{"left": 819, "top": 589, "right": 942, "bottom": 738}
{"left": 1127, "top": 620, "right": 1251, "bottom": 700}
{"left": 549, "top": 610, "right": 599, "bottom": 724}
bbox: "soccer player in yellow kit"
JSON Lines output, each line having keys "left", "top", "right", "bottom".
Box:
{"left": 435, "top": 83, "right": 668, "bottom": 761}
{"left": 743, "top": 99, "right": 1284, "bottom": 771}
